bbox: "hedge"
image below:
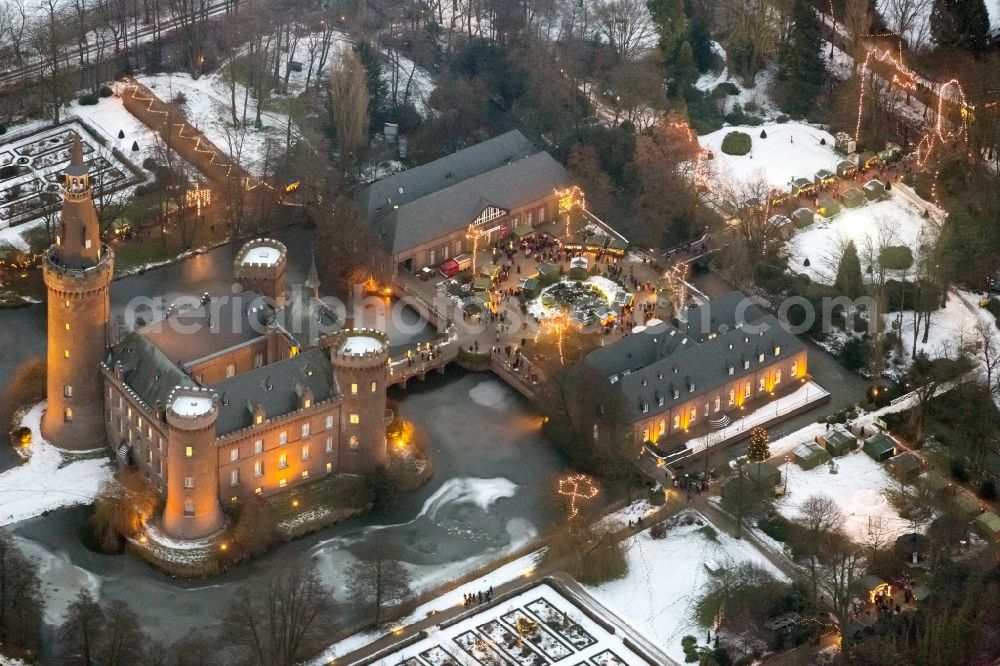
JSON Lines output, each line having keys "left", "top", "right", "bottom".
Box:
{"left": 721, "top": 131, "right": 752, "bottom": 156}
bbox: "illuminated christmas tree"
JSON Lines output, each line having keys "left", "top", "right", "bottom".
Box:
{"left": 747, "top": 427, "right": 770, "bottom": 464}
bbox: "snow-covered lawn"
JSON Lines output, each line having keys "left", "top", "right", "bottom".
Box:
{"left": 585, "top": 511, "right": 789, "bottom": 665}
{"left": 340, "top": 582, "right": 650, "bottom": 666}
{"left": 0, "top": 402, "right": 112, "bottom": 528}
{"left": 700, "top": 121, "right": 839, "bottom": 191}
{"left": 888, "top": 288, "right": 995, "bottom": 360}
{"left": 786, "top": 189, "right": 938, "bottom": 284}
{"left": 70, "top": 88, "right": 161, "bottom": 165}
{"left": 775, "top": 448, "right": 915, "bottom": 542}
{"left": 695, "top": 43, "right": 779, "bottom": 118}
{"left": 136, "top": 72, "right": 295, "bottom": 177}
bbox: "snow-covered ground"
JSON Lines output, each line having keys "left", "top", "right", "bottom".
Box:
{"left": 695, "top": 43, "right": 779, "bottom": 118}
{"left": 887, "top": 288, "right": 994, "bottom": 360}
{"left": 0, "top": 402, "right": 112, "bottom": 527}
{"left": 700, "top": 121, "right": 839, "bottom": 191}
{"left": 136, "top": 72, "right": 295, "bottom": 177}
{"left": 585, "top": 511, "right": 789, "bottom": 665}
{"left": 787, "top": 189, "right": 939, "bottom": 284}
{"left": 775, "top": 448, "right": 916, "bottom": 542}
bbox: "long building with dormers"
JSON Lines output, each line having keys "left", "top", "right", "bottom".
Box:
{"left": 573, "top": 293, "right": 809, "bottom": 452}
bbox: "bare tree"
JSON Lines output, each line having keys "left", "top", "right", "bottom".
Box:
{"left": 972, "top": 319, "right": 1000, "bottom": 394}
{"left": 346, "top": 536, "right": 413, "bottom": 627}
{"left": 789, "top": 495, "right": 845, "bottom": 605}
{"left": 221, "top": 566, "right": 336, "bottom": 666}
{"left": 881, "top": 0, "right": 932, "bottom": 49}
{"left": 59, "top": 591, "right": 149, "bottom": 666}
{"left": 817, "top": 536, "right": 867, "bottom": 647}
{"left": 0, "top": 534, "right": 42, "bottom": 656}
{"left": 594, "top": 0, "right": 654, "bottom": 60}
{"left": 328, "top": 46, "right": 370, "bottom": 167}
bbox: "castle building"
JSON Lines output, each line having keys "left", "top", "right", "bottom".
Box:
{"left": 570, "top": 293, "right": 809, "bottom": 453}
{"left": 40, "top": 139, "right": 390, "bottom": 540}
{"left": 360, "top": 130, "right": 573, "bottom": 275}
{"left": 42, "top": 135, "right": 115, "bottom": 450}
{"left": 101, "top": 239, "right": 390, "bottom": 540}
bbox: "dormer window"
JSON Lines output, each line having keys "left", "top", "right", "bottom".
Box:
{"left": 728, "top": 365, "right": 734, "bottom": 376}
{"left": 774, "top": 346, "right": 781, "bottom": 356}
{"left": 744, "top": 360, "right": 750, "bottom": 370}
{"left": 641, "top": 401, "right": 649, "bottom": 413}
{"left": 758, "top": 353, "right": 765, "bottom": 363}
{"left": 672, "top": 388, "right": 679, "bottom": 399}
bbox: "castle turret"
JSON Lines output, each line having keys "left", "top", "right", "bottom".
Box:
{"left": 234, "top": 238, "right": 287, "bottom": 305}
{"left": 41, "top": 133, "right": 114, "bottom": 450}
{"left": 163, "top": 387, "right": 224, "bottom": 540}
{"left": 331, "top": 330, "right": 389, "bottom": 472}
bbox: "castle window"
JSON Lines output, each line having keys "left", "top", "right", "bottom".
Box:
{"left": 759, "top": 377, "right": 766, "bottom": 392}
{"left": 349, "top": 435, "right": 359, "bottom": 450}
{"left": 254, "top": 352, "right": 263, "bottom": 368}
{"left": 301, "top": 423, "right": 310, "bottom": 438}
{"left": 146, "top": 426, "right": 152, "bottom": 439}
{"left": 254, "top": 439, "right": 263, "bottom": 454}
{"left": 301, "top": 444, "right": 309, "bottom": 461}
{"left": 230, "top": 469, "right": 239, "bottom": 486}
{"left": 64, "top": 407, "right": 73, "bottom": 421}
{"left": 304, "top": 399, "right": 312, "bottom": 408}
{"left": 279, "top": 431, "right": 288, "bottom": 445}
{"left": 673, "top": 414, "right": 680, "bottom": 429}
{"left": 641, "top": 402, "right": 648, "bottom": 414}
{"left": 326, "top": 462, "right": 332, "bottom": 474}
{"left": 254, "top": 461, "right": 263, "bottom": 476}
{"left": 255, "top": 487, "right": 262, "bottom": 495}
{"left": 85, "top": 239, "right": 92, "bottom": 249}
{"left": 63, "top": 350, "right": 69, "bottom": 359}
{"left": 147, "top": 450, "right": 152, "bottom": 463}
{"left": 325, "top": 436, "right": 333, "bottom": 453}
{"left": 774, "top": 346, "right": 781, "bottom": 356}
{"left": 64, "top": 323, "right": 70, "bottom": 332}
{"left": 728, "top": 389, "right": 735, "bottom": 406}
{"left": 325, "top": 415, "right": 334, "bottom": 430}
{"left": 185, "top": 446, "right": 193, "bottom": 458}
{"left": 658, "top": 419, "right": 666, "bottom": 435}
{"left": 64, "top": 299, "right": 69, "bottom": 308}
{"left": 279, "top": 453, "right": 288, "bottom": 469}
{"left": 728, "top": 366, "right": 734, "bottom": 375}
{"left": 642, "top": 428, "right": 649, "bottom": 442}
{"left": 279, "top": 479, "right": 287, "bottom": 488}
{"left": 230, "top": 448, "right": 239, "bottom": 462}
{"left": 744, "top": 383, "right": 751, "bottom": 398}
{"left": 231, "top": 496, "right": 238, "bottom": 504}
{"left": 775, "top": 369, "right": 782, "bottom": 385}
{"left": 255, "top": 414, "right": 263, "bottom": 425}
{"left": 64, "top": 385, "right": 73, "bottom": 398}
{"left": 184, "top": 477, "right": 194, "bottom": 488}
{"left": 714, "top": 396, "right": 721, "bottom": 412}
{"left": 371, "top": 381, "right": 377, "bottom": 393}
{"left": 758, "top": 353, "right": 765, "bottom": 363}
{"left": 592, "top": 424, "right": 599, "bottom": 441}
{"left": 350, "top": 383, "right": 358, "bottom": 395}
{"left": 301, "top": 470, "right": 309, "bottom": 479}
{"left": 226, "top": 364, "right": 235, "bottom": 378}
{"left": 689, "top": 408, "right": 696, "bottom": 424}
{"left": 157, "top": 459, "right": 162, "bottom": 475}
{"left": 350, "top": 414, "right": 360, "bottom": 424}
{"left": 183, "top": 500, "right": 194, "bottom": 516}
{"left": 743, "top": 360, "right": 749, "bottom": 369}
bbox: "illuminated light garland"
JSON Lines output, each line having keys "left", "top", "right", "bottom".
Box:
{"left": 558, "top": 474, "right": 599, "bottom": 519}
{"left": 541, "top": 312, "right": 569, "bottom": 366}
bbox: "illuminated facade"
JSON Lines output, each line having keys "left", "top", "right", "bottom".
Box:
{"left": 99, "top": 239, "right": 389, "bottom": 540}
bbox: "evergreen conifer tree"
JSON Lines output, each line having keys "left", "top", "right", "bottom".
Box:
{"left": 835, "top": 240, "right": 865, "bottom": 298}
{"left": 778, "top": 0, "right": 825, "bottom": 117}
{"left": 931, "top": 0, "right": 990, "bottom": 51}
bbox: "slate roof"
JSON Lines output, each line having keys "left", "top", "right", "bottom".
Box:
{"left": 360, "top": 130, "right": 536, "bottom": 219}
{"left": 577, "top": 292, "right": 806, "bottom": 420}
{"left": 371, "top": 153, "right": 572, "bottom": 256}
{"left": 107, "top": 332, "right": 197, "bottom": 409}
{"left": 209, "top": 348, "right": 338, "bottom": 436}
{"left": 139, "top": 291, "right": 274, "bottom": 366}
{"left": 275, "top": 296, "right": 342, "bottom": 348}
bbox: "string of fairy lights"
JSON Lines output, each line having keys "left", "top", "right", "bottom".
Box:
{"left": 557, "top": 474, "right": 599, "bottom": 519}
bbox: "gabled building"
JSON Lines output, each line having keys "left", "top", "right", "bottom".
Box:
{"left": 571, "top": 292, "right": 808, "bottom": 451}
{"left": 360, "top": 130, "right": 573, "bottom": 274}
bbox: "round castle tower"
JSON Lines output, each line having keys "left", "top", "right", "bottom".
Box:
{"left": 233, "top": 238, "right": 287, "bottom": 304}
{"left": 41, "top": 134, "right": 114, "bottom": 450}
{"left": 162, "top": 387, "right": 224, "bottom": 540}
{"left": 331, "top": 329, "right": 390, "bottom": 472}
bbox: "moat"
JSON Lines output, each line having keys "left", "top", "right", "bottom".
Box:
{"left": 0, "top": 226, "right": 575, "bottom": 651}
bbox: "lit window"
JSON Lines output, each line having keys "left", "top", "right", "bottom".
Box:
{"left": 349, "top": 435, "right": 359, "bottom": 450}
{"left": 255, "top": 487, "right": 262, "bottom": 495}
{"left": 642, "top": 428, "right": 649, "bottom": 441}
{"left": 64, "top": 323, "right": 70, "bottom": 331}
{"left": 714, "top": 396, "right": 721, "bottom": 412}
{"left": 593, "top": 424, "right": 599, "bottom": 441}
{"left": 728, "top": 390, "right": 735, "bottom": 406}
{"left": 325, "top": 436, "right": 333, "bottom": 452}
{"left": 743, "top": 360, "right": 749, "bottom": 369}
{"left": 183, "top": 499, "right": 194, "bottom": 516}
{"left": 658, "top": 419, "right": 665, "bottom": 435}
{"left": 744, "top": 383, "right": 751, "bottom": 398}
{"left": 279, "top": 453, "right": 288, "bottom": 469}
{"left": 304, "top": 399, "right": 312, "bottom": 408}
{"left": 759, "top": 377, "right": 766, "bottom": 391}
{"left": 301, "top": 470, "right": 309, "bottom": 479}
{"left": 791, "top": 361, "right": 798, "bottom": 377}
{"left": 279, "top": 431, "right": 288, "bottom": 445}
{"left": 254, "top": 461, "right": 263, "bottom": 477}
{"left": 326, "top": 462, "right": 332, "bottom": 474}
{"left": 279, "top": 479, "right": 287, "bottom": 488}
{"left": 185, "top": 446, "right": 193, "bottom": 458}
{"left": 255, "top": 414, "right": 263, "bottom": 425}
{"left": 350, "top": 383, "right": 358, "bottom": 395}
{"left": 64, "top": 385, "right": 73, "bottom": 397}
{"left": 774, "top": 346, "right": 781, "bottom": 356}
{"left": 301, "top": 423, "right": 310, "bottom": 437}
{"left": 689, "top": 408, "right": 696, "bottom": 423}
{"left": 254, "top": 352, "right": 263, "bottom": 368}
{"left": 184, "top": 477, "right": 194, "bottom": 488}
{"left": 775, "top": 369, "right": 782, "bottom": 385}
{"left": 230, "top": 448, "right": 239, "bottom": 461}
{"left": 63, "top": 350, "right": 70, "bottom": 359}
{"left": 301, "top": 444, "right": 309, "bottom": 461}
{"left": 230, "top": 469, "right": 239, "bottom": 486}
{"left": 231, "top": 496, "right": 238, "bottom": 504}
{"left": 64, "top": 298, "right": 70, "bottom": 308}
{"left": 325, "top": 415, "right": 334, "bottom": 430}
{"left": 758, "top": 353, "right": 765, "bottom": 363}
{"left": 673, "top": 415, "right": 680, "bottom": 429}
{"left": 349, "top": 414, "right": 359, "bottom": 424}
{"left": 371, "top": 381, "right": 377, "bottom": 393}
{"left": 226, "top": 364, "right": 235, "bottom": 378}
{"left": 254, "top": 439, "right": 263, "bottom": 454}
{"left": 64, "top": 407, "right": 73, "bottom": 422}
